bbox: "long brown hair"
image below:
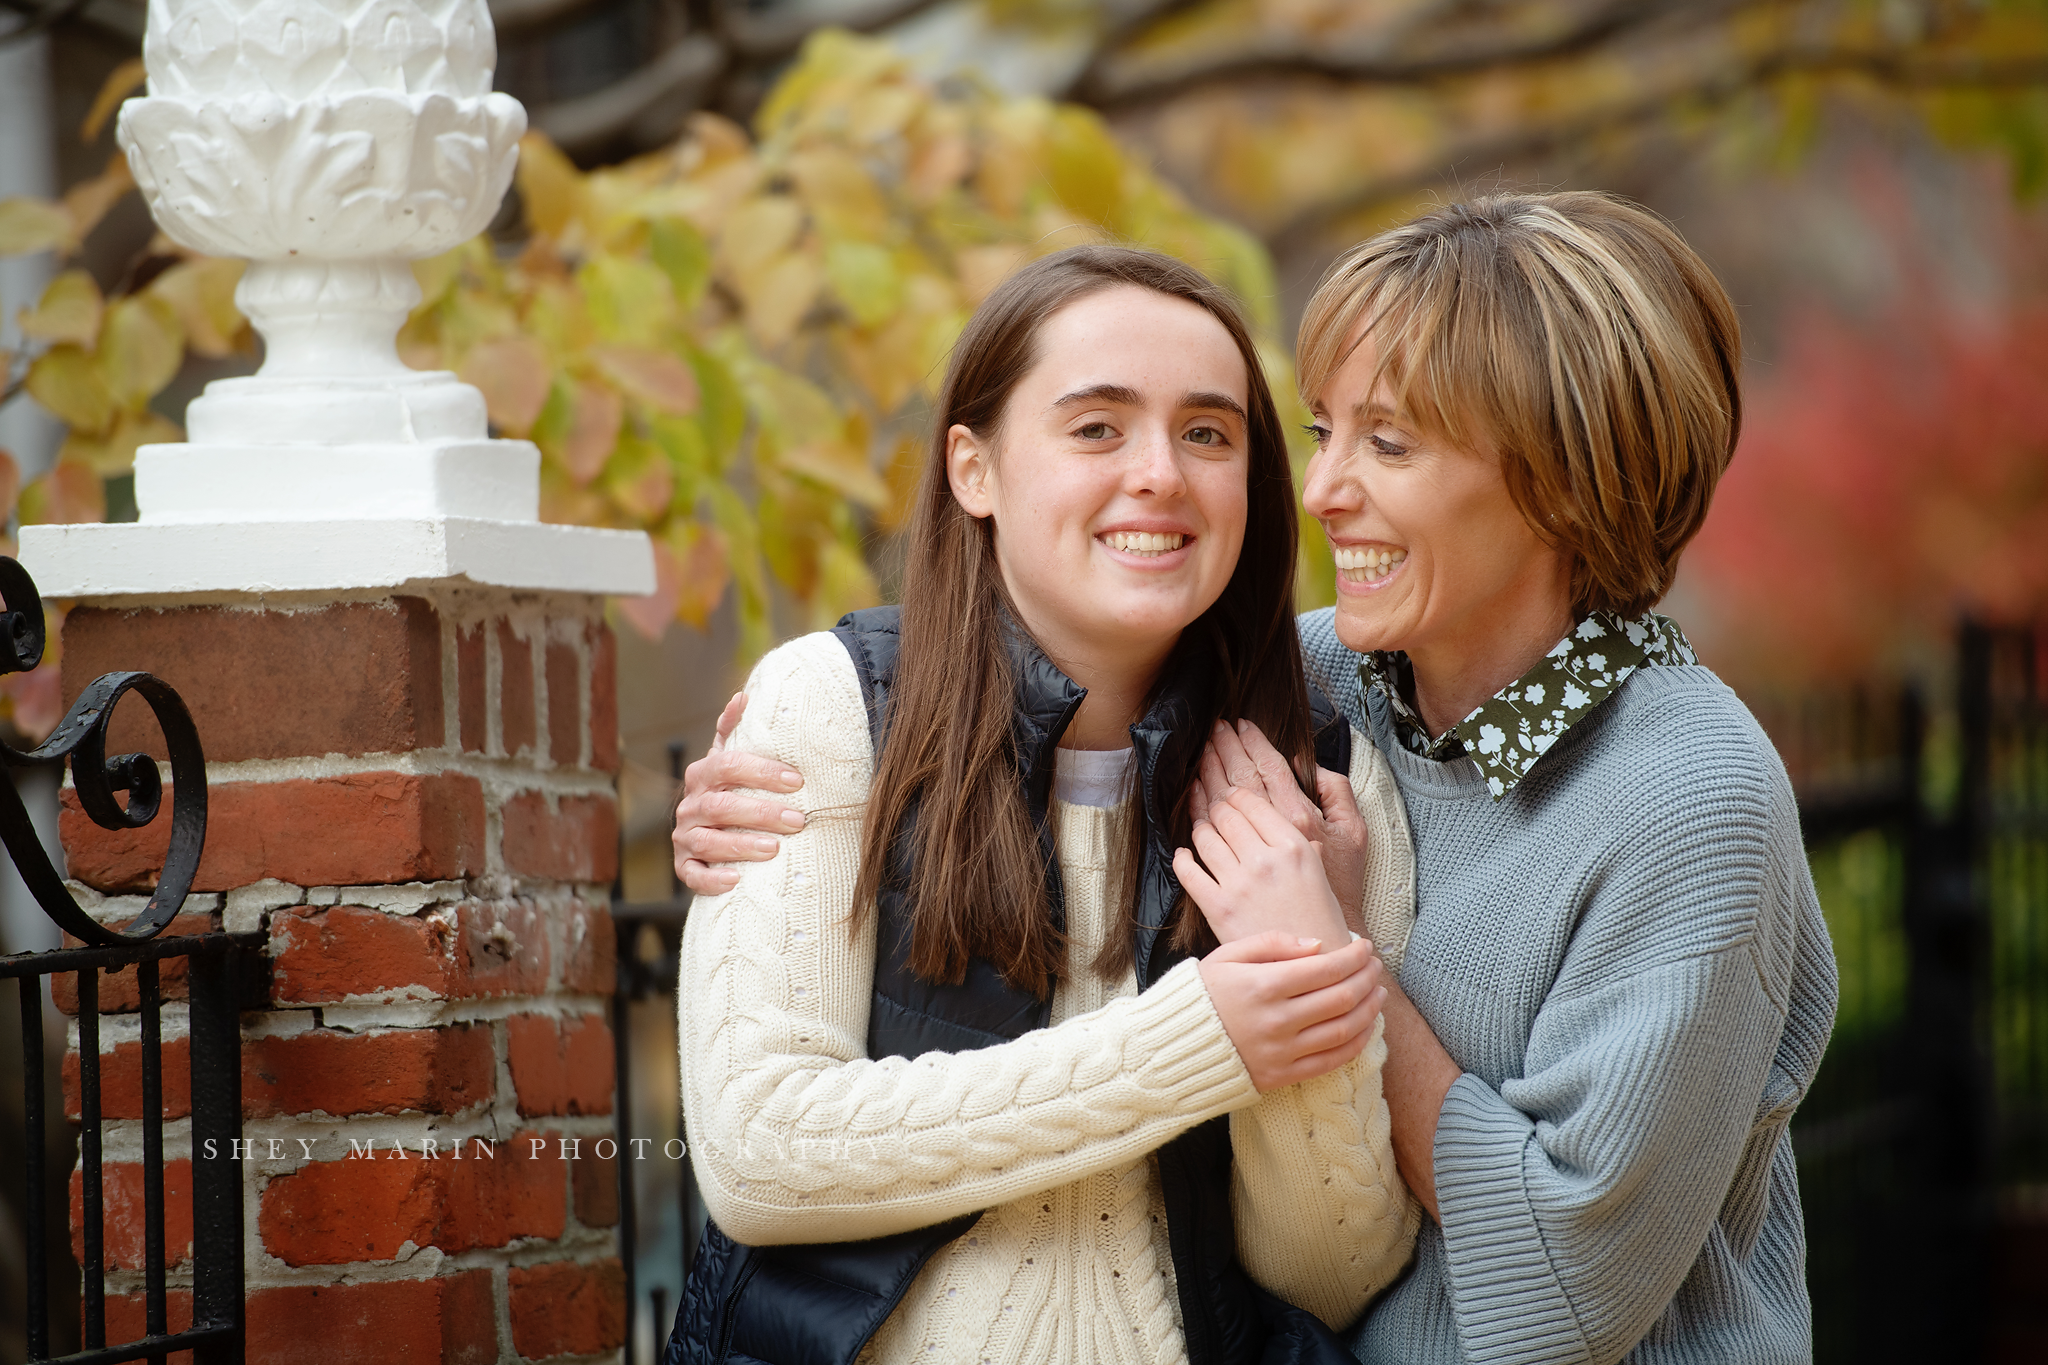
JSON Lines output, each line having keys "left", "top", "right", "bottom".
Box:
{"left": 850, "top": 245, "right": 1313, "bottom": 996}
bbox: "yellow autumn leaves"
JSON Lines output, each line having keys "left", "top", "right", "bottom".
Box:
{"left": 0, "top": 29, "right": 1301, "bottom": 657}
{"left": 398, "top": 27, "right": 1290, "bottom": 652}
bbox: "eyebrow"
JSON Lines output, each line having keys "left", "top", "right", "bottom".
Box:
{"left": 1048, "top": 384, "right": 1248, "bottom": 423}
{"left": 1348, "top": 399, "right": 1405, "bottom": 425}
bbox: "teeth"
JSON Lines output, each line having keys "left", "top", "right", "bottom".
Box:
{"left": 1332, "top": 545, "right": 1407, "bottom": 583}
{"left": 1103, "top": 531, "right": 1186, "bottom": 556}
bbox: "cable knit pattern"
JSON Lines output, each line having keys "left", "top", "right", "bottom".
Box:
{"left": 681, "top": 630, "right": 1420, "bottom": 1364}
{"left": 1347, "top": 731, "right": 1417, "bottom": 977}
{"left": 1296, "top": 608, "right": 1838, "bottom": 1365}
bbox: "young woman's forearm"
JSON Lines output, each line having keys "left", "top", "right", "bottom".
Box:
{"left": 687, "top": 943, "right": 1256, "bottom": 1245}
{"left": 1230, "top": 1019, "right": 1420, "bottom": 1328}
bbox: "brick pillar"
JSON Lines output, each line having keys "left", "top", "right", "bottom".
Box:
{"left": 55, "top": 590, "right": 630, "bottom": 1365}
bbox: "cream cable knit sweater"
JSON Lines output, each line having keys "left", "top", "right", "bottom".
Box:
{"left": 680, "top": 632, "right": 1420, "bottom": 1365}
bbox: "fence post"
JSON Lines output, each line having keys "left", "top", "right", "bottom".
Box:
{"left": 17, "top": 0, "right": 653, "bottom": 1355}
{"left": 1895, "top": 621, "right": 1995, "bottom": 1355}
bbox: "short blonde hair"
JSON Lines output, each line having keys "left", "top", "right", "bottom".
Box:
{"left": 1298, "top": 192, "right": 1741, "bottom": 619}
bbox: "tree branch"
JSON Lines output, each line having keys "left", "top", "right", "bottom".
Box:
{"left": 722, "top": 0, "right": 958, "bottom": 62}
{"left": 0, "top": 0, "right": 95, "bottom": 47}
{"left": 1074, "top": 0, "right": 1708, "bottom": 110}
{"left": 1267, "top": 47, "right": 2048, "bottom": 256}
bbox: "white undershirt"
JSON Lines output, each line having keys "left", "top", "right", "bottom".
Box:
{"left": 1053, "top": 745, "right": 1137, "bottom": 808}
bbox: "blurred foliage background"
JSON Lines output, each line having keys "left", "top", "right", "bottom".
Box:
{"left": 2, "top": 1, "right": 2047, "bottom": 1358}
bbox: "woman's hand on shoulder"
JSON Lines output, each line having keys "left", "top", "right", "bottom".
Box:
{"left": 1199, "top": 933, "right": 1387, "bottom": 1092}
{"left": 1190, "top": 720, "right": 1369, "bottom": 934}
{"left": 672, "top": 691, "right": 810, "bottom": 895}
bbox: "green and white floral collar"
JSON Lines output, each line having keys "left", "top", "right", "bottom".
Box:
{"left": 1360, "top": 610, "right": 1697, "bottom": 800}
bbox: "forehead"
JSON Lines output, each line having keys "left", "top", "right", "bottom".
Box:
{"left": 1023, "top": 286, "right": 1249, "bottom": 404}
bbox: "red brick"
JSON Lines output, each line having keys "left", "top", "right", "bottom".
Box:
{"left": 73, "top": 1160, "right": 193, "bottom": 1272}
{"left": 501, "top": 791, "right": 619, "bottom": 883}
{"left": 271, "top": 905, "right": 457, "bottom": 1003}
{"left": 547, "top": 638, "right": 581, "bottom": 766}
{"left": 270, "top": 902, "right": 543, "bottom": 1004}
{"left": 588, "top": 622, "right": 619, "bottom": 773}
{"left": 61, "top": 599, "right": 443, "bottom": 764}
{"left": 52, "top": 912, "right": 214, "bottom": 1013}
{"left": 572, "top": 1143, "right": 619, "bottom": 1228}
{"left": 453, "top": 901, "right": 552, "bottom": 998}
{"left": 499, "top": 621, "right": 535, "bottom": 757}
{"left": 456, "top": 622, "right": 485, "bottom": 753}
{"left": 64, "top": 1036, "right": 191, "bottom": 1120}
{"left": 245, "top": 1270, "right": 496, "bottom": 1365}
{"left": 559, "top": 899, "right": 617, "bottom": 995}
{"left": 103, "top": 1287, "right": 194, "bottom": 1365}
{"left": 62, "top": 773, "right": 486, "bottom": 893}
{"left": 507, "top": 1013, "right": 614, "bottom": 1117}
{"left": 244, "top": 1025, "right": 493, "bottom": 1118}
{"left": 435, "top": 1128, "right": 569, "bottom": 1254}
{"left": 508, "top": 1259, "right": 626, "bottom": 1360}
{"left": 258, "top": 1132, "right": 566, "bottom": 1266}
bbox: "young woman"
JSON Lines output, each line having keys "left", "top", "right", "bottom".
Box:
{"left": 677, "top": 193, "right": 1839, "bottom": 1363}
{"left": 665, "top": 245, "right": 1419, "bottom": 1365}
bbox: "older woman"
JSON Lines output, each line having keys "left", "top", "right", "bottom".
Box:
{"left": 675, "top": 192, "right": 1839, "bottom": 1363}
{"left": 1193, "top": 192, "right": 1839, "bottom": 1363}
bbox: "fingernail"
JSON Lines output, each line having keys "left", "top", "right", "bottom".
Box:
{"left": 778, "top": 770, "right": 802, "bottom": 787}
{"left": 779, "top": 810, "right": 806, "bottom": 831}
{"left": 1296, "top": 936, "right": 1321, "bottom": 948}
{"left": 749, "top": 836, "right": 778, "bottom": 854}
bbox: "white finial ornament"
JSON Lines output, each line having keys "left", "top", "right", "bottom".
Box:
{"left": 21, "top": 0, "right": 651, "bottom": 597}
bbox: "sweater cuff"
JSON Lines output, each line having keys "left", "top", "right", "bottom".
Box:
{"left": 1433, "top": 1072, "right": 1586, "bottom": 1363}
{"left": 1132, "top": 957, "right": 1260, "bottom": 1113}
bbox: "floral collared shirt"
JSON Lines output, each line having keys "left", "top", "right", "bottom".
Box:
{"left": 1360, "top": 610, "right": 1698, "bottom": 800}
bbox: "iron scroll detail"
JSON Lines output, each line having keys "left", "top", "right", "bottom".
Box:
{"left": 0, "top": 557, "right": 208, "bottom": 946}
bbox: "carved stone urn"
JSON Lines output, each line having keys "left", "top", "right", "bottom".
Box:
{"left": 22, "top": 0, "right": 650, "bottom": 598}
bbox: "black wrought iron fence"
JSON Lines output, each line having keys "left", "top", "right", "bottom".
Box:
{"left": 1784, "top": 620, "right": 2048, "bottom": 1363}
{"left": 0, "top": 556, "right": 246, "bottom": 1365}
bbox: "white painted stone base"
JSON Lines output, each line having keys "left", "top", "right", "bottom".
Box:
{"left": 135, "top": 440, "right": 541, "bottom": 524}
{"left": 20, "top": 517, "right": 655, "bottom": 598}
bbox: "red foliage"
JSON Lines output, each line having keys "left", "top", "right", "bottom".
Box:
{"left": 1685, "top": 297, "right": 2048, "bottom": 683}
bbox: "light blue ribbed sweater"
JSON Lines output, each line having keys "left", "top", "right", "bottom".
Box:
{"left": 1297, "top": 608, "right": 1839, "bottom": 1365}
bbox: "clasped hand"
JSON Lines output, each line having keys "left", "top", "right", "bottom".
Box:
{"left": 1177, "top": 719, "right": 1384, "bottom": 1090}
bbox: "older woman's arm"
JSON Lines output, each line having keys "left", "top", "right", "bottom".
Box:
{"left": 1381, "top": 735, "right": 1821, "bottom": 1365}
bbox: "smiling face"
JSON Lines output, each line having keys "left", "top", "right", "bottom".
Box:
{"left": 1301, "top": 326, "right": 1574, "bottom": 682}
{"left": 948, "top": 284, "right": 1251, "bottom": 679}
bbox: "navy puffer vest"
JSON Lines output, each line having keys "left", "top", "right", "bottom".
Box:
{"left": 664, "top": 607, "right": 1357, "bottom": 1365}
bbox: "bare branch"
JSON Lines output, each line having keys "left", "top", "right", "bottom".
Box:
{"left": 530, "top": 35, "right": 724, "bottom": 155}
{"left": 1074, "top": 0, "right": 1706, "bottom": 109}
{"left": 0, "top": 0, "right": 95, "bottom": 47}
{"left": 1267, "top": 46, "right": 2048, "bottom": 256}
{"left": 489, "top": 0, "right": 611, "bottom": 37}
{"left": 723, "top": 0, "right": 959, "bottom": 62}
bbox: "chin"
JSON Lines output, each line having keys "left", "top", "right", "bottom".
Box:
{"left": 1332, "top": 603, "right": 1401, "bottom": 656}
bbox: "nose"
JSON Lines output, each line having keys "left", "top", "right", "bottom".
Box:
{"left": 1125, "top": 422, "right": 1187, "bottom": 499}
{"left": 1301, "top": 443, "right": 1355, "bottom": 522}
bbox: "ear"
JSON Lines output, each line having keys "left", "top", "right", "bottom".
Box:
{"left": 946, "top": 423, "right": 996, "bottom": 519}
